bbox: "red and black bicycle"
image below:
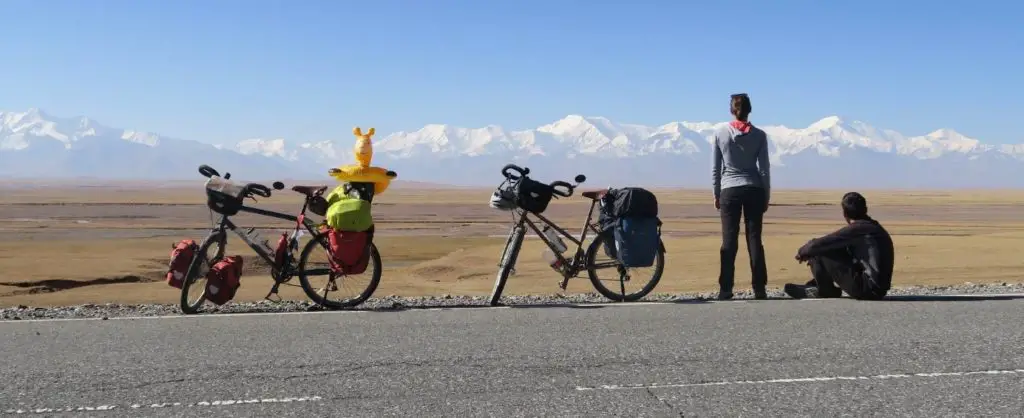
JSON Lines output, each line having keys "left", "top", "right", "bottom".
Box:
{"left": 178, "top": 164, "right": 382, "bottom": 314}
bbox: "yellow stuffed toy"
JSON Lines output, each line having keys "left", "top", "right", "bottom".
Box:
{"left": 327, "top": 126, "right": 398, "bottom": 195}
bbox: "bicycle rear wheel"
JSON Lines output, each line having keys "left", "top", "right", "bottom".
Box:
{"left": 585, "top": 231, "right": 664, "bottom": 302}
{"left": 179, "top": 231, "right": 227, "bottom": 314}
{"left": 297, "top": 232, "right": 382, "bottom": 309}
{"left": 488, "top": 225, "right": 525, "bottom": 306}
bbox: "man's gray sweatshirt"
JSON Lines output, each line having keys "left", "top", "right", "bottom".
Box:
{"left": 711, "top": 122, "right": 771, "bottom": 200}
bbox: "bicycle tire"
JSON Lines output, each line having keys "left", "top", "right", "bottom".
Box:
{"left": 297, "top": 232, "right": 382, "bottom": 309}
{"left": 488, "top": 225, "right": 525, "bottom": 306}
{"left": 179, "top": 231, "right": 227, "bottom": 314}
{"left": 585, "top": 232, "right": 664, "bottom": 302}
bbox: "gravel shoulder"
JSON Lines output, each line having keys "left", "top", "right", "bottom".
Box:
{"left": 3, "top": 282, "right": 1022, "bottom": 321}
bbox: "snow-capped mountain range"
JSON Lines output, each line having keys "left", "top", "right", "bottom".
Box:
{"left": 3, "top": 107, "right": 1023, "bottom": 188}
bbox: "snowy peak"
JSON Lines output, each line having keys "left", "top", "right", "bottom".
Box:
{"left": 3, "top": 107, "right": 1024, "bottom": 187}
{"left": 0, "top": 108, "right": 170, "bottom": 150}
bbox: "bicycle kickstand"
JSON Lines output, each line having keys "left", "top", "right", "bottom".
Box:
{"left": 264, "top": 282, "right": 283, "bottom": 303}
{"left": 557, "top": 272, "right": 570, "bottom": 291}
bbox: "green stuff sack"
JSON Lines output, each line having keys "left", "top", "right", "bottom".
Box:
{"left": 325, "top": 186, "right": 373, "bottom": 232}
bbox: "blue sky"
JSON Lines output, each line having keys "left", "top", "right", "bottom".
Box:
{"left": 2, "top": 0, "right": 1021, "bottom": 145}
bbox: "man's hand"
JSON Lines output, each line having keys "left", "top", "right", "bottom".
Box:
{"left": 714, "top": 198, "right": 720, "bottom": 210}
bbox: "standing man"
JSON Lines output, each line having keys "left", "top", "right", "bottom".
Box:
{"left": 711, "top": 93, "right": 771, "bottom": 300}
{"left": 785, "top": 192, "right": 894, "bottom": 300}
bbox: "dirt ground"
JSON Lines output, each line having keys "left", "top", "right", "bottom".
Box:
{"left": 2, "top": 183, "right": 1023, "bottom": 307}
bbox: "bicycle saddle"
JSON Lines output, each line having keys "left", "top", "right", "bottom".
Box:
{"left": 292, "top": 185, "right": 328, "bottom": 196}
{"left": 582, "top": 190, "right": 608, "bottom": 200}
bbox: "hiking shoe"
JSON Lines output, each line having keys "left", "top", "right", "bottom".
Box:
{"left": 753, "top": 288, "right": 768, "bottom": 300}
{"left": 784, "top": 283, "right": 819, "bottom": 299}
{"left": 804, "top": 286, "right": 819, "bottom": 298}
{"left": 717, "top": 292, "right": 734, "bottom": 301}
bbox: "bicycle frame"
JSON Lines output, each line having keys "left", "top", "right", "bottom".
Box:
{"left": 207, "top": 199, "right": 323, "bottom": 276}
{"left": 508, "top": 197, "right": 621, "bottom": 285}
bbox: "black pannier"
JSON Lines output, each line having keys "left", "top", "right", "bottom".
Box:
{"left": 610, "top": 187, "right": 658, "bottom": 218}
{"left": 597, "top": 187, "right": 662, "bottom": 268}
{"left": 598, "top": 187, "right": 659, "bottom": 231}
{"left": 513, "top": 177, "right": 556, "bottom": 214}
{"left": 205, "top": 177, "right": 247, "bottom": 216}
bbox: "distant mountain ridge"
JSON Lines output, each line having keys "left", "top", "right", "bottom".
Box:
{"left": 2, "top": 107, "right": 1023, "bottom": 188}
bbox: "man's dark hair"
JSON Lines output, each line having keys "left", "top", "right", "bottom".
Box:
{"left": 841, "top": 192, "right": 868, "bottom": 220}
{"left": 730, "top": 93, "right": 752, "bottom": 121}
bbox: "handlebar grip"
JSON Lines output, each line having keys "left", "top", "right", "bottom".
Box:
{"left": 501, "top": 164, "right": 529, "bottom": 180}
{"left": 550, "top": 181, "right": 573, "bottom": 197}
{"left": 198, "top": 165, "right": 219, "bottom": 178}
{"left": 247, "top": 183, "right": 272, "bottom": 198}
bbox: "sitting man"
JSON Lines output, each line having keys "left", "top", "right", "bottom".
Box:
{"left": 784, "top": 192, "right": 894, "bottom": 300}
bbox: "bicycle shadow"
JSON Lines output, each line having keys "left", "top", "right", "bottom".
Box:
{"left": 878, "top": 294, "right": 1024, "bottom": 302}
{"left": 303, "top": 298, "right": 713, "bottom": 313}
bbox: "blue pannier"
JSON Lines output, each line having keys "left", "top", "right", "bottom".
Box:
{"left": 613, "top": 216, "right": 660, "bottom": 268}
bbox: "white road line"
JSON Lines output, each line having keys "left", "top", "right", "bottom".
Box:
{"left": 575, "top": 368, "right": 1024, "bottom": 391}
{"left": 3, "top": 395, "right": 323, "bottom": 414}
{"left": 1, "top": 292, "right": 1022, "bottom": 324}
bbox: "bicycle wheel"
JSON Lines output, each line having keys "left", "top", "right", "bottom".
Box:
{"left": 488, "top": 225, "right": 525, "bottom": 306}
{"left": 179, "top": 231, "right": 227, "bottom": 314}
{"left": 297, "top": 232, "right": 382, "bottom": 309}
{"left": 585, "top": 231, "right": 664, "bottom": 302}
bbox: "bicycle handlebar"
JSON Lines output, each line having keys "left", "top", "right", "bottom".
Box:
{"left": 549, "top": 181, "right": 574, "bottom": 198}
{"left": 198, "top": 164, "right": 273, "bottom": 199}
{"left": 501, "top": 164, "right": 529, "bottom": 180}
{"left": 198, "top": 164, "right": 219, "bottom": 178}
{"left": 499, "top": 163, "right": 581, "bottom": 198}
{"left": 247, "top": 183, "right": 272, "bottom": 198}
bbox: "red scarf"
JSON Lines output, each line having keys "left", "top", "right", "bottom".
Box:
{"left": 730, "top": 120, "right": 752, "bottom": 134}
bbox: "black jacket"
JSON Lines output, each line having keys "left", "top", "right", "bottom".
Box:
{"left": 796, "top": 217, "right": 895, "bottom": 291}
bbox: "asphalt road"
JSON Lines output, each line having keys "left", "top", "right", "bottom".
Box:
{"left": 3, "top": 295, "right": 1024, "bottom": 417}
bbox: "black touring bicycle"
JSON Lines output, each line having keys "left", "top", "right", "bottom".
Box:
{"left": 487, "top": 164, "right": 666, "bottom": 306}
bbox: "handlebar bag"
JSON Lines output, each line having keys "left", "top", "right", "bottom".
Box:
{"left": 205, "top": 255, "right": 243, "bottom": 305}
{"left": 205, "top": 177, "right": 246, "bottom": 216}
{"left": 513, "top": 177, "right": 555, "bottom": 214}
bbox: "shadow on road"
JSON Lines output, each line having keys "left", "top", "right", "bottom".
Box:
{"left": 880, "top": 294, "right": 1024, "bottom": 302}
{"left": 301, "top": 298, "right": 715, "bottom": 314}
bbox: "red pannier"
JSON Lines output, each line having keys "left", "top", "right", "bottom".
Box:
{"left": 166, "top": 239, "right": 198, "bottom": 289}
{"left": 325, "top": 227, "right": 373, "bottom": 275}
{"left": 205, "top": 255, "right": 244, "bottom": 305}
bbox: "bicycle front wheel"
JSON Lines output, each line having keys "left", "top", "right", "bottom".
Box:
{"left": 488, "top": 225, "right": 525, "bottom": 306}
{"left": 585, "top": 231, "right": 664, "bottom": 302}
{"left": 179, "top": 231, "right": 227, "bottom": 314}
{"left": 297, "top": 232, "right": 382, "bottom": 309}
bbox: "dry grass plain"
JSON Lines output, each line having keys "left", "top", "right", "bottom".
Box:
{"left": 2, "top": 181, "right": 1023, "bottom": 308}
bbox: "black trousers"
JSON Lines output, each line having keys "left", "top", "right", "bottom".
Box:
{"left": 718, "top": 185, "right": 768, "bottom": 292}
{"left": 807, "top": 250, "right": 885, "bottom": 300}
